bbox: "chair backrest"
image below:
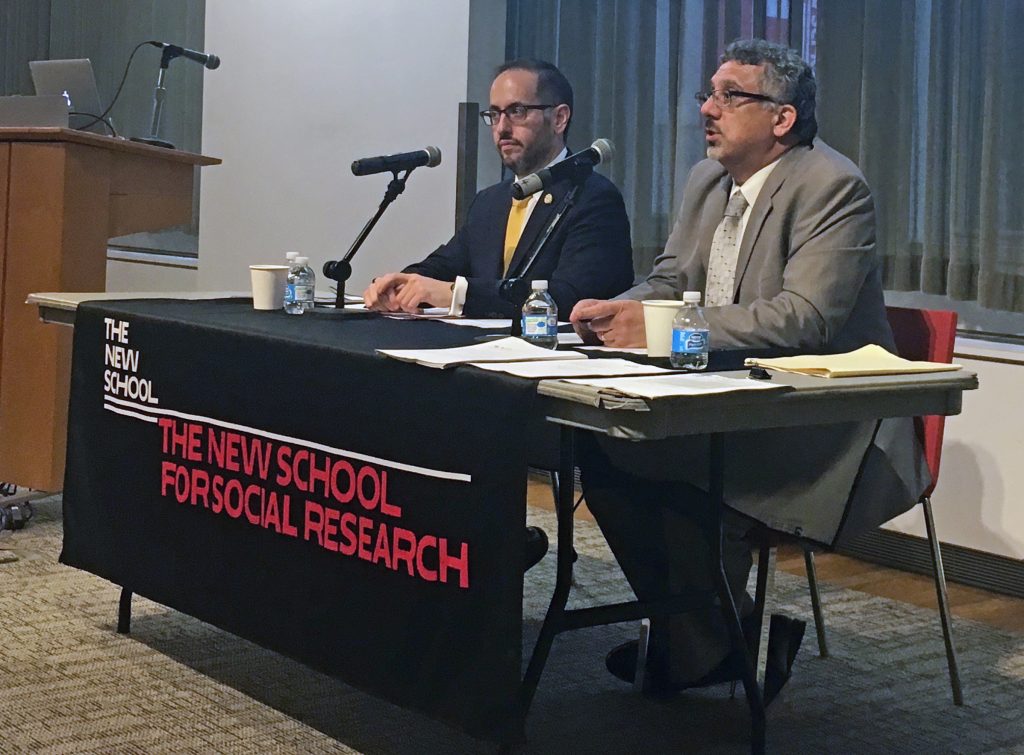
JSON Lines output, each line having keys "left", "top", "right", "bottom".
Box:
{"left": 885, "top": 306, "right": 958, "bottom": 497}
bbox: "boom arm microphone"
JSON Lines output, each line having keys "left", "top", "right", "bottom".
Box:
{"left": 147, "top": 41, "right": 221, "bottom": 69}
{"left": 351, "top": 146, "right": 442, "bottom": 177}
{"left": 512, "top": 138, "right": 615, "bottom": 199}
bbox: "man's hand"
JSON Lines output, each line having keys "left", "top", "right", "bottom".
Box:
{"left": 570, "top": 299, "right": 646, "bottom": 348}
{"left": 363, "top": 273, "right": 453, "bottom": 313}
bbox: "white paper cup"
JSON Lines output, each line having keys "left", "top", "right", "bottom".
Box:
{"left": 249, "top": 265, "right": 289, "bottom": 310}
{"left": 642, "top": 300, "right": 687, "bottom": 357}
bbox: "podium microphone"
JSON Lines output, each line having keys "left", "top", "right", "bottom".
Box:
{"left": 512, "top": 138, "right": 614, "bottom": 199}
{"left": 351, "top": 147, "right": 442, "bottom": 177}
{"left": 147, "top": 41, "right": 220, "bottom": 69}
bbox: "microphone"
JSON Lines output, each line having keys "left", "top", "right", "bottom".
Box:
{"left": 147, "top": 41, "right": 221, "bottom": 69}
{"left": 351, "top": 146, "right": 442, "bottom": 177}
{"left": 512, "top": 138, "right": 615, "bottom": 199}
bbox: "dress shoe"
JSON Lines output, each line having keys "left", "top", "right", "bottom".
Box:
{"left": 604, "top": 639, "right": 741, "bottom": 696}
{"left": 762, "top": 614, "right": 805, "bottom": 706}
{"left": 524, "top": 526, "right": 549, "bottom": 570}
{"left": 603, "top": 613, "right": 804, "bottom": 702}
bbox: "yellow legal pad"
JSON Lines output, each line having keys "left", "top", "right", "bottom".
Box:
{"left": 744, "top": 344, "right": 962, "bottom": 378}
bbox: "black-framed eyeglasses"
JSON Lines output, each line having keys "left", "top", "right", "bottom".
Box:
{"left": 480, "top": 103, "right": 556, "bottom": 126}
{"left": 695, "top": 89, "right": 780, "bottom": 108}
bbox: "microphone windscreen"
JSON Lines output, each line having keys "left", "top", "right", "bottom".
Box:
{"left": 591, "top": 138, "right": 614, "bottom": 164}
{"left": 512, "top": 173, "right": 543, "bottom": 199}
{"left": 205, "top": 54, "right": 221, "bottom": 70}
{"left": 424, "top": 145, "right": 442, "bottom": 167}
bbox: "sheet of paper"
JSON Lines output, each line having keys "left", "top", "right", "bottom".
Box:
{"left": 746, "top": 344, "right": 961, "bottom": 378}
{"left": 434, "top": 318, "right": 512, "bottom": 328}
{"left": 378, "top": 336, "right": 587, "bottom": 369}
{"left": 580, "top": 345, "right": 648, "bottom": 355}
{"left": 563, "top": 373, "right": 785, "bottom": 398}
{"left": 381, "top": 307, "right": 450, "bottom": 319}
{"left": 470, "top": 358, "right": 672, "bottom": 379}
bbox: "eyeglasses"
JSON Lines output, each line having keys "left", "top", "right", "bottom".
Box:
{"left": 695, "top": 89, "right": 780, "bottom": 108}
{"left": 480, "top": 103, "right": 556, "bottom": 126}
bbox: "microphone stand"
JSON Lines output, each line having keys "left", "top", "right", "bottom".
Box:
{"left": 135, "top": 46, "right": 182, "bottom": 149}
{"left": 500, "top": 170, "right": 588, "bottom": 336}
{"left": 323, "top": 169, "right": 412, "bottom": 309}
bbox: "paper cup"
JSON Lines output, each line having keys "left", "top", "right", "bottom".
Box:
{"left": 249, "top": 265, "right": 289, "bottom": 310}
{"left": 642, "top": 300, "right": 686, "bottom": 357}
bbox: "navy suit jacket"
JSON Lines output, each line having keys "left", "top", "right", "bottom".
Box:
{"left": 404, "top": 170, "right": 634, "bottom": 318}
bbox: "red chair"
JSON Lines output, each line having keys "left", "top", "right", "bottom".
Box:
{"left": 799, "top": 306, "right": 963, "bottom": 704}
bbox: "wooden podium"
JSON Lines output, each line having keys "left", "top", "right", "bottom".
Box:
{"left": 0, "top": 128, "right": 219, "bottom": 491}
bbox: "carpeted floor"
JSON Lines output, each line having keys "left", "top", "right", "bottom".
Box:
{"left": 1, "top": 495, "right": 1023, "bottom": 754}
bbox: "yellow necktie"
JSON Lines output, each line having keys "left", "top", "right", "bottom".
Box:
{"left": 503, "top": 198, "right": 531, "bottom": 276}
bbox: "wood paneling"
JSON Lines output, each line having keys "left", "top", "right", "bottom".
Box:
{"left": 0, "top": 130, "right": 216, "bottom": 490}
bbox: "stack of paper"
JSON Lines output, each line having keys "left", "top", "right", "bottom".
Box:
{"left": 744, "top": 344, "right": 961, "bottom": 378}
{"left": 378, "top": 336, "right": 587, "bottom": 369}
{"left": 471, "top": 358, "right": 670, "bottom": 379}
{"left": 562, "top": 373, "right": 786, "bottom": 399}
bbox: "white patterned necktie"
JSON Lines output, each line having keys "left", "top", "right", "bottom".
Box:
{"left": 704, "top": 191, "right": 749, "bottom": 307}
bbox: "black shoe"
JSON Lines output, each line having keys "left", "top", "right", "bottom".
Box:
{"left": 604, "top": 614, "right": 804, "bottom": 702}
{"left": 524, "top": 526, "right": 548, "bottom": 570}
{"left": 604, "top": 640, "right": 741, "bottom": 697}
{"left": 762, "top": 614, "right": 806, "bottom": 706}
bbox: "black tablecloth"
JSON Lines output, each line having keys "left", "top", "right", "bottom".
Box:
{"left": 62, "top": 299, "right": 539, "bottom": 738}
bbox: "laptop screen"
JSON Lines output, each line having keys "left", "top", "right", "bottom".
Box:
{"left": 29, "top": 58, "right": 109, "bottom": 134}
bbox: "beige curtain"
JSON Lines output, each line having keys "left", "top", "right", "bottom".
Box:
{"left": 818, "top": 0, "right": 1024, "bottom": 313}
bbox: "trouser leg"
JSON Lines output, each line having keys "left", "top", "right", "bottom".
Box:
{"left": 579, "top": 433, "right": 753, "bottom": 682}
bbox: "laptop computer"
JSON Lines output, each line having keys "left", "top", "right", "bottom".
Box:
{"left": 0, "top": 95, "right": 69, "bottom": 128}
{"left": 29, "top": 58, "right": 110, "bottom": 134}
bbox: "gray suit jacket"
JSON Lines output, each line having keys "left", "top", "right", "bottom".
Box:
{"left": 611, "top": 140, "right": 929, "bottom": 546}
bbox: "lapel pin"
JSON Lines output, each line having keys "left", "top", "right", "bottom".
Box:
{"left": 543, "top": 193, "right": 553, "bottom": 204}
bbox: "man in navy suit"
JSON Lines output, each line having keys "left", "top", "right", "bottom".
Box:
{"left": 363, "top": 59, "right": 633, "bottom": 318}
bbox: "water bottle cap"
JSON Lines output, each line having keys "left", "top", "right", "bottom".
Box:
{"left": 531, "top": 280, "right": 548, "bottom": 290}
{"left": 683, "top": 291, "right": 701, "bottom": 303}
{"left": 295, "top": 256, "right": 309, "bottom": 265}
{"left": 285, "top": 252, "right": 299, "bottom": 261}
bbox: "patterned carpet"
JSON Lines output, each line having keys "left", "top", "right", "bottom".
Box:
{"left": 1, "top": 496, "right": 1023, "bottom": 754}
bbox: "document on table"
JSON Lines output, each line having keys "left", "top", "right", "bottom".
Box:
{"left": 381, "top": 307, "right": 451, "bottom": 319}
{"left": 316, "top": 294, "right": 367, "bottom": 306}
{"left": 436, "top": 318, "right": 512, "bottom": 328}
{"left": 562, "top": 373, "right": 787, "bottom": 399}
{"left": 378, "top": 336, "right": 586, "bottom": 369}
{"left": 470, "top": 358, "right": 672, "bottom": 379}
{"left": 580, "top": 345, "right": 648, "bottom": 355}
{"left": 744, "top": 344, "right": 962, "bottom": 378}
{"left": 378, "top": 308, "right": 511, "bottom": 327}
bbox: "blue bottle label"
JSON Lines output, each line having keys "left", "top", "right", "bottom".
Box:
{"left": 523, "top": 314, "right": 556, "bottom": 336}
{"left": 284, "top": 284, "right": 296, "bottom": 303}
{"left": 672, "top": 328, "right": 708, "bottom": 353}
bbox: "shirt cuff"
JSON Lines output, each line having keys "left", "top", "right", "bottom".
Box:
{"left": 448, "top": 276, "right": 468, "bottom": 316}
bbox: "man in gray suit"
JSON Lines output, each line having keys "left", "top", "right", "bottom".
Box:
{"left": 570, "top": 40, "right": 929, "bottom": 699}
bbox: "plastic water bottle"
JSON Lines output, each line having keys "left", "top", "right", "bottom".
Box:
{"left": 670, "top": 290, "right": 710, "bottom": 370}
{"left": 284, "top": 256, "right": 316, "bottom": 315}
{"left": 521, "top": 280, "right": 558, "bottom": 349}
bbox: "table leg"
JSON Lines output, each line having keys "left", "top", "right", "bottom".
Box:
{"left": 117, "top": 588, "right": 133, "bottom": 634}
{"left": 510, "top": 426, "right": 577, "bottom": 743}
{"left": 708, "top": 433, "right": 766, "bottom": 754}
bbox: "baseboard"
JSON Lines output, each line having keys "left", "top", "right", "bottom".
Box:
{"left": 839, "top": 529, "right": 1024, "bottom": 599}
